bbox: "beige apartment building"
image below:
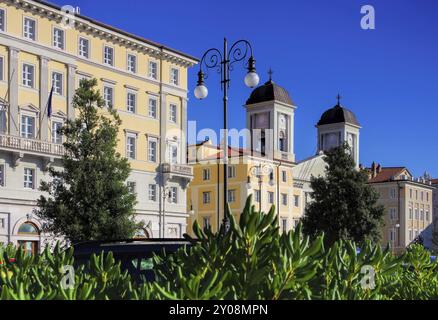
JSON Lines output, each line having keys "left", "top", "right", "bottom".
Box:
{"left": 368, "top": 163, "right": 435, "bottom": 252}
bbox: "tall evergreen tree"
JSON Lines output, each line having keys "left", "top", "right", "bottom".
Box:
{"left": 302, "top": 143, "right": 385, "bottom": 246}
{"left": 36, "top": 79, "right": 139, "bottom": 244}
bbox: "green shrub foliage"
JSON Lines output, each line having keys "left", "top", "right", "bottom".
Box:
{"left": 1, "top": 197, "right": 437, "bottom": 300}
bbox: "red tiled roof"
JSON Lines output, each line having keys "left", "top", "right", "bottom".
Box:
{"left": 431, "top": 179, "right": 438, "bottom": 185}
{"left": 368, "top": 167, "right": 406, "bottom": 183}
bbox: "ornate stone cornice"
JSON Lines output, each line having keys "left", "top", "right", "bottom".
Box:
{"left": 7, "top": 0, "right": 198, "bottom": 67}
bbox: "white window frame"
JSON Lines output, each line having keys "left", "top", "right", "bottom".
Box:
{"left": 228, "top": 189, "right": 236, "bottom": 203}
{"left": 203, "top": 191, "right": 211, "bottom": 204}
{"left": 103, "top": 45, "right": 114, "bottom": 66}
{"left": 127, "top": 181, "right": 136, "bottom": 194}
{"left": 389, "top": 208, "right": 397, "bottom": 220}
{"left": 52, "top": 26, "right": 65, "bottom": 50}
{"left": 148, "top": 184, "right": 157, "bottom": 202}
{"left": 148, "top": 98, "right": 157, "bottom": 119}
{"left": 169, "top": 104, "right": 177, "bottom": 123}
{"left": 170, "top": 187, "right": 178, "bottom": 204}
{"left": 281, "top": 218, "right": 288, "bottom": 233}
{"left": 227, "top": 166, "right": 236, "bottom": 179}
{"left": 78, "top": 37, "right": 90, "bottom": 59}
{"left": 127, "top": 53, "right": 137, "bottom": 73}
{"left": 126, "top": 91, "right": 136, "bottom": 113}
{"left": 203, "top": 168, "right": 211, "bottom": 181}
{"left": 203, "top": 216, "right": 211, "bottom": 230}
{"left": 51, "top": 119, "right": 63, "bottom": 144}
{"left": 281, "top": 193, "right": 288, "bottom": 206}
{"left": 282, "top": 170, "right": 287, "bottom": 183}
{"left": 103, "top": 86, "right": 114, "bottom": 108}
{"left": 126, "top": 133, "right": 137, "bottom": 160}
{"left": 51, "top": 71, "right": 64, "bottom": 95}
{"left": 20, "top": 113, "right": 36, "bottom": 139}
{"left": 22, "top": 63, "right": 35, "bottom": 88}
{"left": 148, "top": 60, "right": 158, "bottom": 80}
{"left": 294, "top": 195, "right": 300, "bottom": 207}
{"left": 23, "top": 16, "right": 36, "bottom": 41}
{"left": 23, "top": 167, "right": 35, "bottom": 189}
{"left": 168, "top": 143, "right": 178, "bottom": 164}
{"left": 390, "top": 188, "right": 396, "bottom": 199}
{"left": 148, "top": 137, "right": 158, "bottom": 163}
{"left": 268, "top": 191, "right": 274, "bottom": 204}
{"left": 0, "top": 8, "right": 6, "bottom": 32}
{"left": 170, "top": 67, "right": 179, "bottom": 86}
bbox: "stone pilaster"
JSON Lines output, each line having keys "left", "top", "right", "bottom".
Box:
{"left": 8, "top": 47, "right": 20, "bottom": 136}
{"left": 180, "top": 97, "right": 188, "bottom": 164}
{"left": 39, "top": 56, "right": 50, "bottom": 141}
{"left": 67, "top": 64, "right": 77, "bottom": 120}
{"left": 160, "top": 92, "right": 167, "bottom": 163}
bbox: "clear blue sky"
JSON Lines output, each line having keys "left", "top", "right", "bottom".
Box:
{"left": 54, "top": 0, "right": 438, "bottom": 177}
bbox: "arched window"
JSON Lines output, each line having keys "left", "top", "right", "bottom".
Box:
{"left": 279, "top": 131, "right": 286, "bottom": 152}
{"left": 18, "top": 222, "right": 40, "bottom": 236}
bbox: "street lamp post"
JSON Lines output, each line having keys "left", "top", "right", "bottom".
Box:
{"left": 194, "top": 38, "right": 260, "bottom": 233}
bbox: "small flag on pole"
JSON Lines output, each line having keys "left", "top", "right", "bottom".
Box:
{"left": 47, "top": 85, "right": 54, "bottom": 118}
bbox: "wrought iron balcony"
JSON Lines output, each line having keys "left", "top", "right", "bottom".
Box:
{"left": 0, "top": 134, "right": 65, "bottom": 157}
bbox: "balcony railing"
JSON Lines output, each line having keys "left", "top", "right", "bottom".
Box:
{"left": 0, "top": 134, "right": 65, "bottom": 157}
{"left": 161, "top": 163, "right": 193, "bottom": 177}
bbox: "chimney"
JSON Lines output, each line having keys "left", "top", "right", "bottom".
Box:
{"left": 371, "top": 162, "right": 377, "bottom": 178}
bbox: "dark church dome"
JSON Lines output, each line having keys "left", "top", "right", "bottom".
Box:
{"left": 246, "top": 79, "right": 294, "bottom": 106}
{"left": 318, "top": 103, "right": 360, "bottom": 126}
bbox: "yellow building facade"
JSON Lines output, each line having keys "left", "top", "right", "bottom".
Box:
{"left": 0, "top": 0, "right": 197, "bottom": 252}
{"left": 187, "top": 78, "right": 301, "bottom": 235}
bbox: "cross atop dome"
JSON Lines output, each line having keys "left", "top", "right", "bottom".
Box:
{"left": 268, "top": 68, "right": 274, "bottom": 82}
{"left": 336, "top": 93, "right": 342, "bottom": 106}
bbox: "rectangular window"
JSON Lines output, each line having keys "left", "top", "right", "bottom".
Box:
{"left": 410, "top": 189, "right": 413, "bottom": 199}
{"left": 282, "top": 171, "right": 287, "bottom": 183}
{"left": 0, "top": 164, "right": 4, "bottom": 187}
{"left": 427, "top": 192, "right": 429, "bottom": 202}
{"left": 0, "top": 9, "right": 5, "bottom": 32}
{"left": 148, "top": 139, "right": 157, "bottom": 162}
{"left": 53, "top": 27, "right": 64, "bottom": 50}
{"left": 254, "top": 190, "right": 261, "bottom": 203}
{"left": 170, "top": 187, "right": 178, "bottom": 204}
{"left": 148, "top": 184, "right": 157, "bottom": 202}
{"left": 22, "top": 64, "right": 34, "bottom": 88}
{"left": 0, "top": 218, "right": 4, "bottom": 229}
{"left": 294, "top": 195, "right": 300, "bottom": 207}
{"left": 21, "top": 115, "right": 35, "bottom": 138}
{"left": 23, "top": 17, "right": 36, "bottom": 40}
{"left": 281, "top": 193, "right": 288, "bottom": 206}
{"left": 103, "top": 86, "right": 113, "bottom": 108}
{"left": 228, "top": 190, "right": 236, "bottom": 203}
{"left": 170, "top": 68, "right": 179, "bottom": 86}
{"left": 149, "top": 61, "right": 158, "bottom": 80}
{"left": 127, "top": 181, "right": 136, "bottom": 194}
{"left": 420, "top": 210, "right": 424, "bottom": 221}
{"left": 409, "top": 205, "right": 413, "bottom": 220}
{"left": 409, "top": 229, "right": 413, "bottom": 241}
{"left": 426, "top": 211, "right": 430, "bottom": 222}
{"left": 168, "top": 144, "right": 178, "bottom": 164}
{"left": 126, "top": 136, "right": 136, "bottom": 159}
{"left": 415, "top": 207, "right": 419, "bottom": 220}
{"left": 78, "top": 37, "right": 89, "bottom": 58}
{"left": 127, "top": 54, "right": 137, "bottom": 73}
{"left": 23, "top": 168, "right": 34, "bottom": 189}
{"left": 203, "top": 169, "right": 210, "bottom": 181}
{"left": 52, "top": 72, "right": 63, "bottom": 95}
{"left": 268, "top": 191, "right": 274, "bottom": 204}
{"left": 390, "top": 188, "right": 396, "bottom": 199}
{"left": 421, "top": 192, "right": 424, "bottom": 201}
{"left": 227, "top": 166, "right": 236, "bottom": 179}
{"left": 104, "top": 46, "right": 114, "bottom": 66}
{"left": 148, "top": 98, "right": 157, "bottom": 118}
{"left": 169, "top": 104, "right": 177, "bottom": 123}
{"left": 389, "top": 208, "right": 397, "bottom": 220}
{"left": 389, "top": 230, "right": 395, "bottom": 242}
{"left": 127, "top": 92, "right": 136, "bottom": 113}
{"left": 203, "top": 192, "right": 211, "bottom": 204}
{"left": 203, "top": 217, "right": 210, "bottom": 230}
{"left": 281, "top": 219, "right": 287, "bottom": 233}
{"left": 52, "top": 121, "right": 63, "bottom": 144}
